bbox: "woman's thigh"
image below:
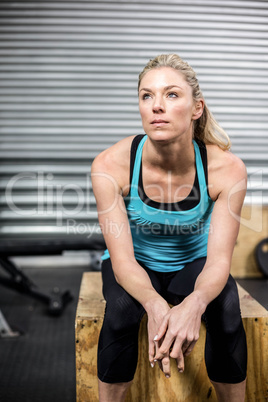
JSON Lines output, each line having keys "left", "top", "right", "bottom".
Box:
{"left": 101, "top": 258, "right": 164, "bottom": 322}
{"left": 98, "top": 258, "right": 163, "bottom": 382}
{"left": 165, "top": 257, "right": 206, "bottom": 303}
{"left": 204, "top": 275, "right": 247, "bottom": 383}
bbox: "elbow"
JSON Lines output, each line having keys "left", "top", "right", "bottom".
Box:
{"left": 114, "top": 272, "right": 122, "bottom": 286}
{"left": 109, "top": 258, "right": 125, "bottom": 287}
{"left": 113, "top": 270, "right": 129, "bottom": 289}
{"left": 110, "top": 256, "right": 136, "bottom": 287}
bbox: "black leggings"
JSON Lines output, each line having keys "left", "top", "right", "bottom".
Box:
{"left": 97, "top": 258, "right": 247, "bottom": 384}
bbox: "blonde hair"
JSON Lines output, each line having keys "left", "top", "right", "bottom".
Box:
{"left": 138, "top": 54, "right": 231, "bottom": 151}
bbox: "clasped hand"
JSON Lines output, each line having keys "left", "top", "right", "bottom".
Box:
{"left": 147, "top": 295, "right": 203, "bottom": 378}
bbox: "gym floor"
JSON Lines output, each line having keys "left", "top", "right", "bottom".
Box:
{"left": 0, "top": 265, "right": 267, "bottom": 402}
{"left": 0, "top": 265, "right": 86, "bottom": 402}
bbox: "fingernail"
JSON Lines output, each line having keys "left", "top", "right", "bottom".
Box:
{"left": 154, "top": 359, "right": 158, "bottom": 362}
{"left": 150, "top": 362, "right": 154, "bottom": 368}
{"left": 178, "top": 369, "right": 183, "bottom": 373}
{"left": 165, "top": 374, "right": 170, "bottom": 379}
{"left": 154, "top": 335, "right": 158, "bottom": 341}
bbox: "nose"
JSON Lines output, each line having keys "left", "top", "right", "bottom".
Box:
{"left": 152, "top": 95, "right": 165, "bottom": 113}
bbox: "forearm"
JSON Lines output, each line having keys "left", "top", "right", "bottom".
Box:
{"left": 191, "top": 260, "right": 230, "bottom": 310}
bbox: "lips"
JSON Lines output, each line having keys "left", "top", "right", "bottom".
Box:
{"left": 151, "top": 119, "right": 169, "bottom": 125}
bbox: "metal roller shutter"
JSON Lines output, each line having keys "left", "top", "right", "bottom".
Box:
{"left": 0, "top": 0, "right": 267, "bottom": 241}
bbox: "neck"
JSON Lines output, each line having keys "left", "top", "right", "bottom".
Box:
{"left": 144, "top": 135, "right": 195, "bottom": 174}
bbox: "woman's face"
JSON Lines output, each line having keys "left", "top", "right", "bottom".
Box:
{"left": 138, "top": 67, "right": 203, "bottom": 143}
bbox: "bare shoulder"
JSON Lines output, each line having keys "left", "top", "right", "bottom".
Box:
{"left": 91, "top": 135, "right": 135, "bottom": 191}
{"left": 206, "top": 144, "right": 247, "bottom": 199}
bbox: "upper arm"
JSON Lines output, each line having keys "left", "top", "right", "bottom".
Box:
{"left": 207, "top": 155, "right": 247, "bottom": 268}
{"left": 91, "top": 139, "right": 136, "bottom": 267}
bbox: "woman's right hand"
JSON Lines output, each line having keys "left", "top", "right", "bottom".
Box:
{"left": 145, "top": 298, "right": 171, "bottom": 378}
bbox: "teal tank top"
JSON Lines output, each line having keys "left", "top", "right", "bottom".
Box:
{"left": 102, "top": 135, "right": 215, "bottom": 272}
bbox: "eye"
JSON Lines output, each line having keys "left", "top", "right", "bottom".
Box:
{"left": 167, "top": 92, "right": 178, "bottom": 98}
{"left": 142, "top": 93, "right": 152, "bottom": 100}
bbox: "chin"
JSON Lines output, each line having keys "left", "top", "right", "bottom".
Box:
{"left": 146, "top": 129, "right": 178, "bottom": 143}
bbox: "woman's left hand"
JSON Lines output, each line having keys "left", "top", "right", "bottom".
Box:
{"left": 153, "top": 292, "right": 206, "bottom": 374}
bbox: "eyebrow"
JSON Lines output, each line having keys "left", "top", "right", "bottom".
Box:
{"left": 139, "top": 85, "right": 183, "bottom": 93}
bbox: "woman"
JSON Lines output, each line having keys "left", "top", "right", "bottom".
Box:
{"left": 91, "top": 54, "right": 247, "bottom": 402}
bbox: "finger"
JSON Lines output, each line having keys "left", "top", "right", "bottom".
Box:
{"left": 176, "top": 351, "right": 185, "bottom": 373}
{"left": 154, "top": 333, "right": 175, "bottom": 361}
{"left": 154, "top": 315, "right": 169, "bottom": 342}
{"left": 182, "top": 341, "right": 191, "bottom": 354}
{"left": 184, "top": 340, "right": 197, "bottom": 356}
{"left": 153, "top": 339, "right": 162, "bottom": 370}
{"left": 154, "top": 339, "right": 171, "bottom": 378}
{"left": 169, "top": 339, "right": 185, "bottom": 372}
{"left": 169, "top": 340, "right": 183, "bottom": 360}
{"left": 149, "top": 339, "right": 156, "bottom": 367}
{"left": 161, "top": 355, "right": 171, "bottom": 378}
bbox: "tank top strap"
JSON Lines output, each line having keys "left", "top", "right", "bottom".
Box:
{"left": 193, "top": 139, "right": 207, "bottom": 195}
{"left": 130, "top": 134, "right": 147, "bottom": 193}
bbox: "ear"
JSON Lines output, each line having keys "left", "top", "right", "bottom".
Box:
{"left": 192, "top": 99, "right": 204, "bottom": 120}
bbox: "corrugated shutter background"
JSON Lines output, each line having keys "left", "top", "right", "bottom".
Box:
{"left": 0, "top": 0, "right": 267, "bottom": 242}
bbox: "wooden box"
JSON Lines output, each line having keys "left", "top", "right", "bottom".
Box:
{"left": 75, "top": 272, "right": 268, "bottom": 402}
